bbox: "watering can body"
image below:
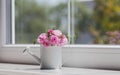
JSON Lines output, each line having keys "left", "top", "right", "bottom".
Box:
{"left": 23, "top": 46, "right": 62, "bottom": 69}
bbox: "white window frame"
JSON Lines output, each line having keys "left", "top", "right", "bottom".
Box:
{"left": 3, "top": 0, "right": 120, "bottom": 48}
{"left": 1, "top": 0, "right": 120, "bottom": 69}
{"left": 11, "top": 0, "right": 15, "bottom": 44}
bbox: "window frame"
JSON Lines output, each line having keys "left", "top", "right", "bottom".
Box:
{"left": 8, "top": 0, "right": 96, "bottom": 45}
{"left": 2, "top": 0, "right": 120, "bottom": 48}
{"left": 1, "top": 0, "right": 120, "bottom": 68}
{"left": 11, "top": 0, "right": 71, "bottom": 44}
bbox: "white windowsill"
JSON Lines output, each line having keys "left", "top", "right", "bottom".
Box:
{"left": 0, "top": 63, "right": 120, "bottom": 75}
{"left": 2, "top": 44, "right": 120, "bottom": 49}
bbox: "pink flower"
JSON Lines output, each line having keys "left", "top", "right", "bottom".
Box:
{"left": 37, "top": 33, "right": 47, "bottom": 44}
{"left": 38, "top": 33, "right": 47, "bottom": 39}
{"left": 37, "top": 29, "right": 68, "bottom": 47}
{"left": 48, "top": 29, "right": 54, "bottom": 35}
{"left": 42, "top": 39, "right": 50, "bottom": 47}
{"left": 59, "top": 35, "right": 68, "bottom": 46}
{"left": 49, "top": 35, "right": 60, "bottom": 46}
{"left": 53, "top": 30, "right": 62, "bottom": 37}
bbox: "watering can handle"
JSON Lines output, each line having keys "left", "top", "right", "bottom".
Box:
{"left": 23, "top": 46, "right": 41, "bottom": 64}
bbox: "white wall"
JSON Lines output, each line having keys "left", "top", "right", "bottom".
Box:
{"left": 1, "top": 0, "right": 120, "bottom": 70}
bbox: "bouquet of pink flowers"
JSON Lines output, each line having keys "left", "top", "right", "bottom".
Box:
{"left": 37, "top": 29, "right": 68, "bottom": 47}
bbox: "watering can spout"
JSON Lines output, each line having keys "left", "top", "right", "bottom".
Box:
{"left": 23, "top": 46, "right": 41, "bottom": 64}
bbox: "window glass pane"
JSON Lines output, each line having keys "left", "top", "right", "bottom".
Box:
{"left": 73, "top": 0, "right": 120, "bottom": 44}
{"left": 15, "top": 0, "right": 68, "bottom": 44}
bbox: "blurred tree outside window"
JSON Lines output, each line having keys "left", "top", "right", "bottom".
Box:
{"left": 73, "top": 0, "right": 120, "bottom": 44}
{"left": 15, "top": 0, "right": 68, "bottom": 44}
{"left": 14, "top": 0, "right": 120, "bottom": 44}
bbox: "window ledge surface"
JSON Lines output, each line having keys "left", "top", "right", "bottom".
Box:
{"left": 0, "top": 63, "right": 120, "bottom": 75}
{"left": 2, "top": 44, "right": 120, "bottom": 49}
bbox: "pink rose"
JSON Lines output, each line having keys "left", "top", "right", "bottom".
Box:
{"left": 37, "top": 38, "right": 43, "bottom": 44}
{"left": 37, "top": 33, "right": 48, "bottom": 44}
{"left": 37, "top": 29, "right": 68, "bottom": 47}
{"left": 42, "top": 39, "right": 50, "bottom": 47}
{"left": 38, "top": 33, "right": 47, "bottom": 39}
{"left": 48, "top": 29, "right": 54, "bottom": 35}
{"left": 61, "top": 37, "right": 68, "bottom": 45}
{"left": 53, "top": 30, "right": 62, "bottom": 37}
{"left": 49, "top": 35, "right": 60, "bottom": 46}
{"left": 59, "top": 35, "right": 68, "bottom": 46}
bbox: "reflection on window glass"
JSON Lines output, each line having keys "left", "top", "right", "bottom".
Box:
{"left": 15, "top": 0, "right": 67, "bottom": 44}
{"left": 73, "top": 0, "right": 120, "bottom": 44}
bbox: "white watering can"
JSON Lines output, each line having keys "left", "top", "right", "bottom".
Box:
{"left": 23, "top": 46, "right": 62, "bottom": 69}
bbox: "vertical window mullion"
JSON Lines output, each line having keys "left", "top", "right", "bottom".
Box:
{"left": 71, "top": 0, "right": 75, "bottom": 44}
{"left": 12, "top": 0, "right": 15, "bottom": 44}
{"left": 68, "top": 0, "right": 71, "bottom": 44}
{"left": 2, "top": 0, "right": 7, "bottom": 45}
{"left": 5, "top": 0, "right": 12, "bottom": 44}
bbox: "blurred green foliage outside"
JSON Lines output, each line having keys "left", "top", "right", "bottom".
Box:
{"left": 15, "top": 0, "right": 120, "bottom": 44}
{"left": 15, "top": 0, "right": 67, "bottom": 44}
